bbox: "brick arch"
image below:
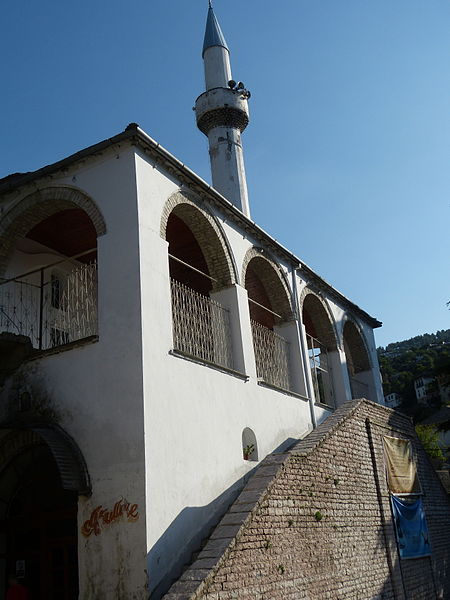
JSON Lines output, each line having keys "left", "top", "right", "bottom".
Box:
{"left": 0, "top": 424, "right": 91, "bottom": 501}
{"left": 0, "top": 186, "right": 106, "bottom": 277}
{"left": 300, "top": 289, "right": 339, "bottom": 351}
{"left": 342, "top": 317, "right": 371, "bottom": 374}
{"left": 160, "top": 191, "right": 236, "bottom": 289}
{"left": 242, "top": 248, "right": 293, "bottom": 322}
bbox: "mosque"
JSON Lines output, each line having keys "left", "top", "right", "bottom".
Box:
{"left": 1, "top": 5, "right": 448, "bottom": 600}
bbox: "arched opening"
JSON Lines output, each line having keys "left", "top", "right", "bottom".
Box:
{"left": 244, "top": 256, "right": 293, "bottom": 391}
{"left": 0, "top": 438, "right": 80, "bottom": 599}
{"left": 343, "top": 320, "right": 372, "bottom": 400}
{"left": 242, "top": 428, "right": 258, "bottom": 461}
{"left": 167, "top": 213, "right": 212, "bottom": 296}
{"left": 164, "top": 202, "right": 235, "bottom": 369}
{"left": 302, "top": 294, "right": 337, "bottom": 408}
{"left": 0, "top": 190, "right": 103, "bottom": 351}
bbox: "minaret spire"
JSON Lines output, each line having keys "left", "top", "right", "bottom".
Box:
{"left": 195, "top": 3, "right": 251, "bottom": 217}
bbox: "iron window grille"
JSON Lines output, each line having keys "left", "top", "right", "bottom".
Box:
{"left": 251, "top": 319, "right": 291, "bottom": 391}
{"left": 170, "top": 278, "right": 233, "bottom": 370}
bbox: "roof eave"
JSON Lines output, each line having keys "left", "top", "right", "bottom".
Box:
{"left": 0, "top": 124, "right": 382, "bottom": 329}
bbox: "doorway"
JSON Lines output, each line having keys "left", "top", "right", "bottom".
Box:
{"left": 1, "top": 443, "right": 78, "bottom": 600}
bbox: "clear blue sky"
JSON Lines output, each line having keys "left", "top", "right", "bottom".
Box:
{"left": 1, "top": 0, "right": 449, "bottom": 347}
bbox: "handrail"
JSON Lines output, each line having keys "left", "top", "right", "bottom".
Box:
{"left": 248, "top": 297, "right": 282, "bottom": 320}
{"left": 168, "top": 253, "right": 217, "bottom": 283}
{"left": 168, "top": 253, "right": 284, "bottom": 321}
{"left": 0, "top": 248, "right": 97, "bottom": 286}
{"left": 306, "top": 333, "right": 326, "bottom": 351}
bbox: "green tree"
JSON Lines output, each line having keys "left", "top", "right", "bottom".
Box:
{"left": 415, "top": 425, "right": 445, "bottom": 464}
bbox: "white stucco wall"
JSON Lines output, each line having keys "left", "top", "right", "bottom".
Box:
{"left": 133, "top": 149, "right": 379, "bottom": 595}
{"left": 0, "top": 146, "right": 148, "bottom": 600}
{"left": 0, "top": 142, "right": 384, "bottom": 599}
{"left": 134, "top": 150, "right": 317, "bottom": 594}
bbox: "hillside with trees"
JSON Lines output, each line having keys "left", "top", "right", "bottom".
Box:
{"left": 378, "top": 329, "right": 450, "bottom": 420}
{"left": 379, "top": 329, "right": 450, "bottom": 356}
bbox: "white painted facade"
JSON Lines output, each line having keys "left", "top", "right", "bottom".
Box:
{"left": 414, "top": 375, "right": 436, "bottom": 404}
{"left": 0, "top": 6, "right": 384, "bottom": 600}
{"left": 0, "top": 137, "right": 384, "bottom": 598}
{"left": 384, "top": 392, "right": 402, "bottom": 408}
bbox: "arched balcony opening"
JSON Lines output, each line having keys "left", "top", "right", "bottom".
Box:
{"left": 343, "top": 320, "right": 372, "bottom": 400}
{"left": 167, "top": 213, "right": 213, "bottom": 295}
{"left": 165, "top": 204, "right": 235, "bottom": 370}
{"left": 0, "top": 192, "right": 102, "bottom": 351}
{"left": 302, "top": 294, "right": 337, "bottom": 408}
{"left": 244, "top": 256, "right": 293, "bottom": 391}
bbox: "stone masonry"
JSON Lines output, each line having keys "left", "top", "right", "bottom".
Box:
{"left": 163, "top": 400, "right": 450, "bottom": 600}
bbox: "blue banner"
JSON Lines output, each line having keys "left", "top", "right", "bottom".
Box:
{"left": 391, "top": 495, "right": 431, "bottom": 559}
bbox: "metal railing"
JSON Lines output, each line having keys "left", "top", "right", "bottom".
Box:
{"left": 307, "top": 333, "right": 334, "bottom": 408}
{"left": 0, "top": 261, "right": 97, "bottom": 350}
{"left": 251, "top": 319, "right": 291, "bottom": 390}
{"left": 170, "top": 279, "right": 233, "bottom": 370}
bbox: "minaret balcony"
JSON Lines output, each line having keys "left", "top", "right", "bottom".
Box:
{"left": 195, "top": 87, "right": 249, "bottom": 135}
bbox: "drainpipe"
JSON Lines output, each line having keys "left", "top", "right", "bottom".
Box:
{"left": 291, "top": 265, "right": 317, "bottom": 429}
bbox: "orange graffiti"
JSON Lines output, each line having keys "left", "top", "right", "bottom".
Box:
{"left": 81, "top": 499, "right": 139, "bottom": 537}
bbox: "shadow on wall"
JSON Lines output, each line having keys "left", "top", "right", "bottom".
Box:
{"left": 148, "top": 437, "right": 297, "bottom": 600}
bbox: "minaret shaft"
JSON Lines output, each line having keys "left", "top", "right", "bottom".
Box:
{"left": 208, "top": 126, "right": 250, "bottom": 216}
{"left": 203, "top": 46, "right": 232, "bottom": 90}
{"left": 196, "top": 5, "right": 251, "bottom": 218}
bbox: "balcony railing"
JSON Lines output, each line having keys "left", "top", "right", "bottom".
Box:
{"left": 0, "top": 261, "right": 97, "bottom": 351}
{"left": 307, "top": 333, "right": 334, "bottom": 408}
{"left": 251, "top": 320, "right": 291, "bottom": 390}
{"left": 170, "top": 279, "right": 233, "bottom": 370}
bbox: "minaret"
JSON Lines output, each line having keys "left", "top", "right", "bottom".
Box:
{"left": 195, "top": 2, "right": 251, "bottom": 217}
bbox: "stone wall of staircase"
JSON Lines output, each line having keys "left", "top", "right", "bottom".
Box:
{"left": 164, "top": 400, "right": 450, "bottom": 600}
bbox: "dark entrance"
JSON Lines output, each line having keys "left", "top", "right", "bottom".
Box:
{"left": 1, "top": 443, "right": 78, "bottom": 600}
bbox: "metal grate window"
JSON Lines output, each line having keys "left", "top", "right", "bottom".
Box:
{"left": 251, "top": 319, "right": 291, "bottom": 391}
{"left": 170, "top": 279, "right": 233, "bottom": 370}
{"left": 307, "top": 333, "right": 334, "bottom": 408}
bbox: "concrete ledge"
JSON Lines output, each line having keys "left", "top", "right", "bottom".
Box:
{"left": 169, "top": 349, "right": 248, "bottom": 381}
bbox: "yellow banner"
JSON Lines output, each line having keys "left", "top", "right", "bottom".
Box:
{"left": 383, "top": 436, "right": 420, "bottom": 494}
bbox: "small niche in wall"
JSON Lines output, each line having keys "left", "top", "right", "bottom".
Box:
{"left": 242, "top": 427, "right": 258, "bottom": 461}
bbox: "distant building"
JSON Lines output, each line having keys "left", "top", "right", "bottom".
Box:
{"left": 384, "top": 392, "right": 402, "bottom": 408}
{"left": 414, "top": 375, "right": 437, "bottom": 404}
